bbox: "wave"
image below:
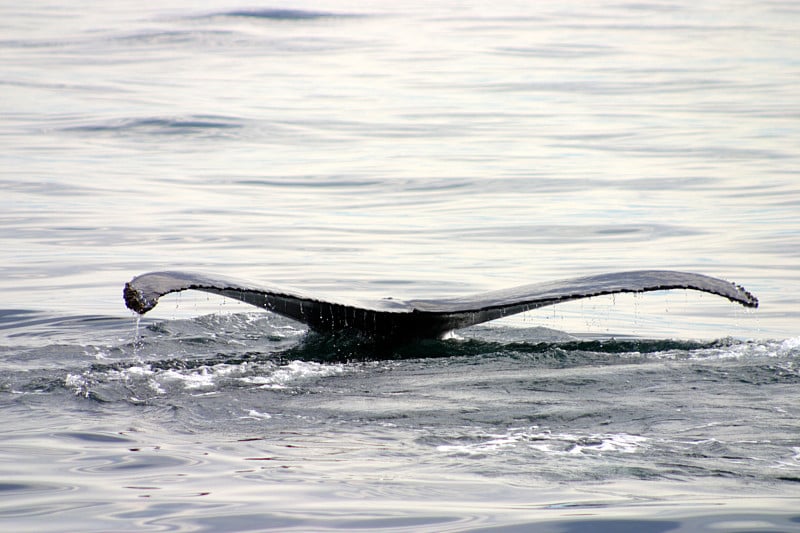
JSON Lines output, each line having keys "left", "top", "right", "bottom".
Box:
{"left": 60, "top": 115, "right": 242, "bottom": 136}
{"left": 206, "top": 8, "right": 361, "bottom": 21}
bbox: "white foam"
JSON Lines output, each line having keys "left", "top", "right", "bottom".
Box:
{"left": 98, "top": 359, "right": 348, "bottom": 395}
{"left": 779, "top": 336, "right": 800, "bottom": 353}
{"left": 158, "top": 368, "right": 209, "bottom": 389}
{"left": 437, "top": 427, "right": 648, "bottom": 456}
{"left": 239, "top": 360, "right": 345, "bottom": 389}
{"left": 241, "top": 409, "right": 272, "bottom": 420}
{"left": 564, "top": 433, "right": 648, "bottom": 454}
{"left": 270, "top": 360, "right": 344, "bottom": 383}
{"left": 84, "top": 347, "right": 110, "bottom": 360}
{"left": 124, "top": 364, "right": 156, "bottom": 377}
{"left": 93, "top": 364, "right": 167, "bottom": 395}
{"left": 669, "top": 336, "right": 800, "bottom": 361}
{"left": 159, "top": 364, "right": 239, "bottom": 390}
{"left": 65, "top": 373, "right": 91, "bottom": 397}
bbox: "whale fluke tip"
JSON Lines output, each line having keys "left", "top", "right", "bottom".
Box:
{"left": 124, "top": 282, "right": 154, "bottom": 315}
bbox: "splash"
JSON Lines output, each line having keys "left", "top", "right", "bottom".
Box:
{"left": 65, "top": 358, "right": 349, "bottom": 402}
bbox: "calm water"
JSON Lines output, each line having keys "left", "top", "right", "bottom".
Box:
{"left": 1, "top": 0, "right": 800, "bottom": 531}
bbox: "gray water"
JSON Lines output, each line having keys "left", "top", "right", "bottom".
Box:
{"left": 1, "top": 1, "right": 799, "bottom": 531}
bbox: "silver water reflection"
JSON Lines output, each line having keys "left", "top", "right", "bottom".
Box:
{"left": 1, "top": 0, "right": 799, "bottom": 531}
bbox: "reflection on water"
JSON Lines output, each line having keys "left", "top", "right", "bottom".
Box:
{"left": 2, "top": 421, "right": 799, "bottom": 531}
{"left": 1, "top": 0, "right": 799, "bottom": 530}
{"left": 1, "top": 0, "right": 797, "bottom": 333}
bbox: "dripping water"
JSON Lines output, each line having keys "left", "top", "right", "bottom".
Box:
{"left": 132, "top": 313, "right": 142, "bottom": 356}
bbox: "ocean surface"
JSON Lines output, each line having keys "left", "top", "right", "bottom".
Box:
{"left": 1, "top": 0, "right": 799, "bottom": 531}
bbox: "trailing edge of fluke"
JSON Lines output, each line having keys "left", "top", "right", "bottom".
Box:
{"left": 123, "top": 270, "right": 757, "bottom": 341}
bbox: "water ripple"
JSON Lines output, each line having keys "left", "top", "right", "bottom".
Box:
{"left": 61, "top": 115, "right": 243, "bottom": 136}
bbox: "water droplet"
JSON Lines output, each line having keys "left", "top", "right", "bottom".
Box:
{"left": 132, "top": 313, "right": 143, "bottom": 358}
